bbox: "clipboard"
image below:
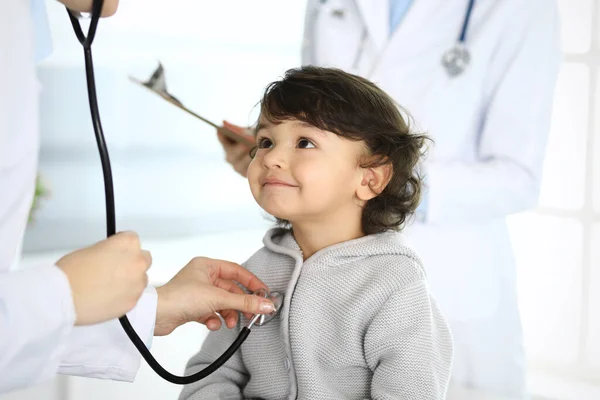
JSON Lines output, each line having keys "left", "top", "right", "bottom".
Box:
{"left": 129, "top": 62, "right": 255, "bottom": 147}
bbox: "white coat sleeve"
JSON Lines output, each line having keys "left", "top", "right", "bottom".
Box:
{"left": 425, "top": 3, "right": 562, "bottom": 225}
{"left": 58, "top": 286, "right": 157, "bottom": 382}
{"left": 0, "top": 265, "right": 76, "bottom": 393}
{"left": 0, "top": 265, "right": 157, "bottom": 394}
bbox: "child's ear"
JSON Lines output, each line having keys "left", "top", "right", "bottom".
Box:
{"left": 356, "top": 163, "right": 393, "bottom": 201}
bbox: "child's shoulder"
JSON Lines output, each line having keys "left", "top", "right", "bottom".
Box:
{"left": 242, "top": 228, "right": 297, "bottom": 274}
{"left": 242, "top": 245, "right": 277, "bottom": 272}
{"left": 246, "top": 227, "right": 298, "bottom": 256}
{"left": 363, "top": 231, "right": 427, "bottom": 290}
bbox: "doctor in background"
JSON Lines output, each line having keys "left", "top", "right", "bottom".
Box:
{"left": 218, "top": 0, "right": 561, "bottom": 398}
{"left": 0, "top": 0, "right": 275, "bottom": 394}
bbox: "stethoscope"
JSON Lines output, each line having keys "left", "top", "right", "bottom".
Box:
{"left": 441, "top": 0, "right": 475, "bottom": 77}
{"left": 317, "top": 0, "right": 475, "bottom": 77}
{"left": 65, "top": 0, "right": 283, "bottom": 385}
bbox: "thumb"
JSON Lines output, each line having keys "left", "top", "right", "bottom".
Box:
{"left": 222, "top": 120, "right": 246, "bottom": 136}
{"left": 216, "top": 292, "right": 274, "bottom": 315}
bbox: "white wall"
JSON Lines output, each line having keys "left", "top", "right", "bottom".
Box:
{"left": 506, "top": 0, "right": 600, "bottom": 390}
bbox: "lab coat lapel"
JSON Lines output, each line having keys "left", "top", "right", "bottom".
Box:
{"left": 386, "top": 0, "right": 448, "bottom": 51}
{"left": 354, "top": 0, "right": 389, "bottom": 51}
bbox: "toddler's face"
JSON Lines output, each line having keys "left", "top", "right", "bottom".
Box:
{"left": 247, "top": 118, "right": 367, "bottom": 225}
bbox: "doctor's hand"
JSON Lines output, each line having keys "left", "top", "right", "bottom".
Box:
{"left": 217, "top": 120, "right": 254, "bottom": 178}
{"left": 57, "top": 0, "right": 119, "bottom": 17}
{"left": 153, "top": 257, "right": 274, "bottom": 336}
{"left": 55, "top": 231, "right": 152, "bottom": 326}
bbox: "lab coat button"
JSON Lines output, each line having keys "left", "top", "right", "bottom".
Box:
{"left": 284, "top": 358, "right": 290, "bottom": 371}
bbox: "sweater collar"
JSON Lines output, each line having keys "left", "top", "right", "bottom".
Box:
{"left": 262, "top": 227, "right": 418, "bottom": 268}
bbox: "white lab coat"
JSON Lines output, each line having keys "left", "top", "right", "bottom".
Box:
{"left": 0, "top": 0, "right": 155, "bottom": 394}
{"left": 302, "top": 0, "right": 561, "bottom": 396}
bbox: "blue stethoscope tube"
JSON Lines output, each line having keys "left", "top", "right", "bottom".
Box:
{"left": 458, "top": 0, "right": 476, "bottom": 43}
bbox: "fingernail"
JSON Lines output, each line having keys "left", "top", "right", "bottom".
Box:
{"left": 260, "top": 301, "right": 274, "bottom": 313}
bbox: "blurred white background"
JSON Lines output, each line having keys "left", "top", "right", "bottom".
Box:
{"left": 2, "top": 0, "right": 600, "bottom": 399}
{"left": 21, "top": 0, "right": 307, "bottom": 252}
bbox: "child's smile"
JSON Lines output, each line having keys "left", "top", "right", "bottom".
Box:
{"left": 247, "top": 118, "right": 367, "bottom": 227}
{"left": 260, "top": 176, "right": 299, "bottom": 188}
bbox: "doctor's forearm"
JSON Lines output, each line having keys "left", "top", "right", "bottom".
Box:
{"left": 56, "top": 0, "right": 119, "bottom": 17}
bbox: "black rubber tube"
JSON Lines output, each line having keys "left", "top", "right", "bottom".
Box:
{"left": 66, "top": 1, "right": 251, "bottom": 384}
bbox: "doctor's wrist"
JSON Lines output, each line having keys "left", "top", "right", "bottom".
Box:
{"left": 154, "top": 285, "right": 183, "bottom": 336}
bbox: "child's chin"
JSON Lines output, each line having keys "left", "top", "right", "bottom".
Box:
{"left": 263, "top": 206, "right": 292, "bottom": 221}
{"left": 270, "top": 211, "right": 292, "bottom": 221}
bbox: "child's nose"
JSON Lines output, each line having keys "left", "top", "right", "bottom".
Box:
{"left": 262, "top": 145, "right": 289, "bottom": 169}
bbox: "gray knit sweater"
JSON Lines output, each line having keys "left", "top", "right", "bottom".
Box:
{"left": 180, "top": 228, "right": 453, "bottom": 400}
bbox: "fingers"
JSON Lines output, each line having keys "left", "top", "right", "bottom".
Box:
{"left": 140, "top": 250, "right": 152, "bottom": 271}
{"left": 210, "top": 259, "right": 269, "bottom": 293}
{"left": 213, "top": 278, "right": 246, "bottom": 295}
{"left": 218, "top": 121, "right": 254, "bottom": 148}
{"left": 104, "top": 232, "right": 152, "bottom": 272}
{"left": 216, "top": 291, "right": 274, "bottom": 316}
{"left": 199, "top": 310, "right": 237, "bottom": 330}
{"left": 212, "top": 279, "right": 260, "bottom": 322}
{"left": 217, "top": 130, "right": 238, "bottom": 147}
{"left": 216, "top": 121, "right": 253, "bottom": 178}
{"left": 220, "top": 309, "right": 240, "bottom": 329}
{"left": 222, "top": 120, "right": 246, "bottom": 135}
{"left": 217, "top": 130, "right": 252, "bottom": 178}
{"left": 204, "top": 314, "right": 222, "bottom": 331}
{"left": 217, "top": 131, "right": 232, "bottom": 145}
{"left": 109, "top": 231, "right": 141, "bottom": 249}
{"left": 234, "top": 158, "right": 250, "bottom": 178}
{"left": 225, "top": 141, "right": 251, "bottom": 163}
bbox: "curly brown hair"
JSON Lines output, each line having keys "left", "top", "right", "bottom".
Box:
{"left": 252, "top": 66, "right": 431, "bottom": 235}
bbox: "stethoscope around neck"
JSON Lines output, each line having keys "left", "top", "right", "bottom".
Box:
{"left": 318, "top": 0, "right": 476, "bottom": 77}
{"left": 441, "top": 0, "right": 476, "bottom": 77}
{"left": 65, "top": 0, "right": 284, "bottom": 385}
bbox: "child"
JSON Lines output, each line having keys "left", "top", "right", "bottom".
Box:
{"left": 180, "top": 66, "right": 453, "bottom": 400}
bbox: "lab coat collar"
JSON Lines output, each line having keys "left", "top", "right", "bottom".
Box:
{"left": 354, "top": 0, "right": 389, "bottom": 51}
{"left": 354, "top": 0, "right": 442, "bottom": 53}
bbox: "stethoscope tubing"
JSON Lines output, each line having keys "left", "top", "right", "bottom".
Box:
{"left": 65, "top": 0, "right": 252, "bottom": 385}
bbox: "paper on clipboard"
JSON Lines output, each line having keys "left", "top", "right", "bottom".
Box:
{"left": 129, "top": 62, "right": 255, "bottom": 147}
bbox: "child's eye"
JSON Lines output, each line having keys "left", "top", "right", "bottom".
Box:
{"left": 257, "top": 137, "right": 273, "bottom": 149}
{"left": 297, "top": 138, "right": 316, "bottom": 149}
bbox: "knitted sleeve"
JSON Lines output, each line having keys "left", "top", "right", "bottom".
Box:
{"left": 179, "top": 321, "right": 248, "bottom": 400}
{"left": 364, "top": 280, "right": 453, "bottom": 399}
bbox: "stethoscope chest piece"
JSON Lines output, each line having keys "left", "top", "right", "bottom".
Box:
{"left": 247, "top": 289, "right": 285, "bottom": 328}
{"left": 441, "top": 44, "right": 470, "bottom": 77}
